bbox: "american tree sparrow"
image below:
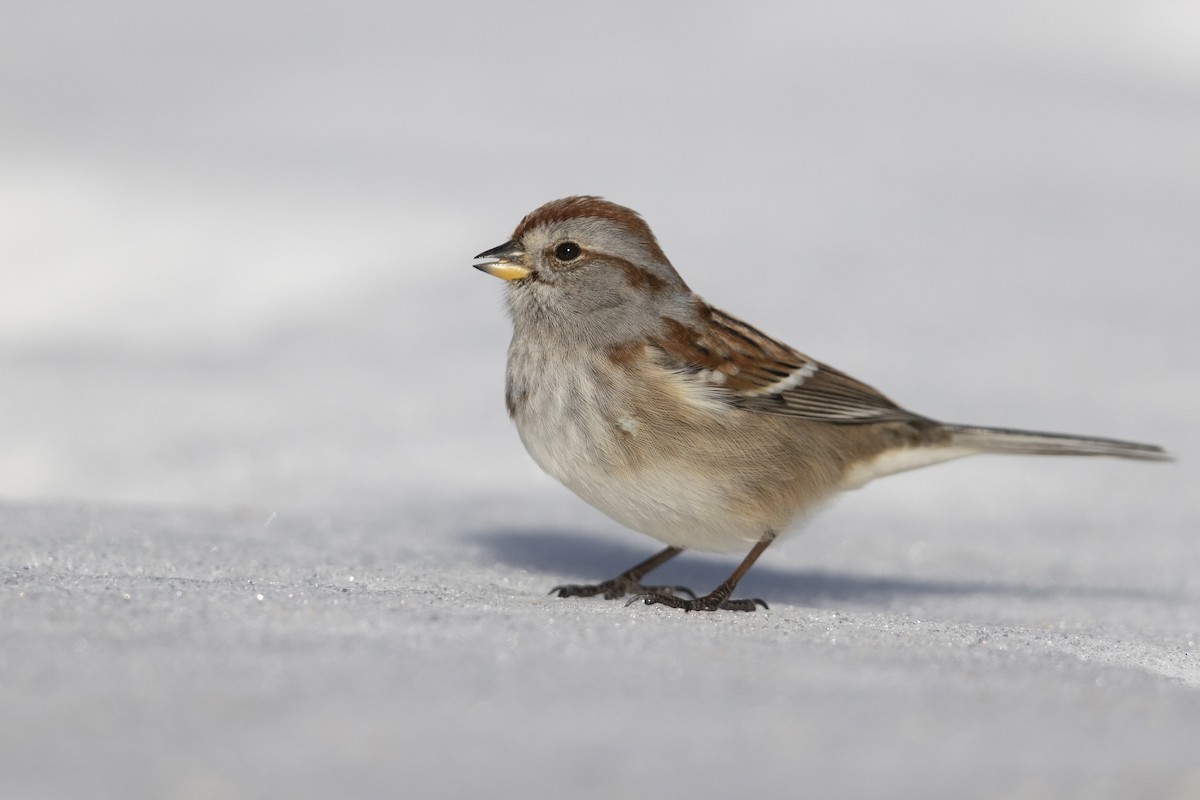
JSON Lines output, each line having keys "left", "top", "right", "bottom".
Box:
{"left": 474, "top": 196, "right": 1170, "bottom": 612}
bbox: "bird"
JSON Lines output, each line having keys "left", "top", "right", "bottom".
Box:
{"left": 473, "top": 196, "right": 1171, "bottom": 612}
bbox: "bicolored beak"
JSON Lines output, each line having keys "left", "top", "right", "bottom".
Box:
{"left": 473, "top": 240, "right": 530, "bottom": 281}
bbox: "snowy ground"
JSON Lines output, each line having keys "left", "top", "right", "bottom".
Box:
{"left": 2, "top": 2, "right": 1199, "bottom": 798}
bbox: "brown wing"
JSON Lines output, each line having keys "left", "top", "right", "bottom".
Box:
{"left": 652, "top": 305, "right": 921, "bottom": 424}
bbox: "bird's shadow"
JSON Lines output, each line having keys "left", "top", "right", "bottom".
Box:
{"left": 468, "top": 527, "right": 1164, "bottom": 608}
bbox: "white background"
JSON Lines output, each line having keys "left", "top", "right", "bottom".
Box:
{"left": 2, "top": 2, "right": 1198, "bottom": 798}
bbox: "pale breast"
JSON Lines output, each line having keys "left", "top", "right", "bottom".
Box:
{"left": 505, "top": 340, "right": 837, "bottom": 552}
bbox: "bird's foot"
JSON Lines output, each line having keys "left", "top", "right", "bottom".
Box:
{"left": 627, "top": 591, "right": 768, "bottom": 612}
{"left": 551, "top": 578, "right": 696, "bottom": 601}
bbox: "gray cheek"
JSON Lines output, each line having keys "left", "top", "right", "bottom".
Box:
{"left": 508, "top": 264, "right": 662, "bottom": 344}
{"left": 574, "top": 282, "right": 629, "bottom": 313}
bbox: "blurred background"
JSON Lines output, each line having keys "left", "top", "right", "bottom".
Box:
{"left": 2, "top": 0, "right": 1196, "bottom": 512}
{"left": 4, "top": 5, "right": 1200, "bottom": 799}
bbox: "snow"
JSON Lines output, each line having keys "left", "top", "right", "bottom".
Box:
{"left": 2, "top": 1, "right": 1198, "bottom": 798}
{"left": 4, "top": 498, "right": 1199, "bottom": 799}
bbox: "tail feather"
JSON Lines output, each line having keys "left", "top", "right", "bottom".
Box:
{"left": 944, "top": 424, "right": 1173, "bottom": 462}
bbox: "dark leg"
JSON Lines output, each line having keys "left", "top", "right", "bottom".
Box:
{"left": 551, "top": 546, "right": 695, "bottom": 600}
{"left": 634, "top": 535, "right": 775, "bottom": 612}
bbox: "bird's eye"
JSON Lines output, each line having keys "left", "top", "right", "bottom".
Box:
{"left": 554, "top": 242, "right": 581, "bottom": 262}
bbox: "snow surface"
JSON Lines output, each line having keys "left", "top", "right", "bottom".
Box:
{"left": 2, "top": 1, "right": 1199, "bottom": 798}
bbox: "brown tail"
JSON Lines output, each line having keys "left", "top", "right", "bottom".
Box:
{"left": 944, "top": 425, "right": 1172, "bottom": 462}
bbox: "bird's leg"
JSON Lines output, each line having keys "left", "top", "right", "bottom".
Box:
{"left": 634, "top": 535, "right": 775, "bottom": 612}
{"left": 551, "top": 546, "right": 695, "bottom": 600}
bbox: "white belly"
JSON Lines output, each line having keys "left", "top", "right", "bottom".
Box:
{"left": 509, "top": 353, "right": 782, "bottom": 553}
{"left": 526, "top": 436, "right": 764, "bottom": 552}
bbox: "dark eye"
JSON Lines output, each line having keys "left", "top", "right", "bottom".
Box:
{"left": 554, "top": 242, "right": 581, "bottom": 262}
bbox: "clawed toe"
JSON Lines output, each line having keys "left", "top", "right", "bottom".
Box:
{"left": 545, "top": 543, "right": 772, "bottom": 613}
{"left": 550, "top": 582, "right": 621, "bottom": 600}
{"left": 641, "top": 584, "right": 697, "bottom": 599}
{"left": 626, "top": 592, "right": 768, "bottom": 612}
{"left": 551, "top": 581, "right": 696, "bottom": 600}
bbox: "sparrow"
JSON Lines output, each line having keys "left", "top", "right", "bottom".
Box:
{"left": 474, "top": 196, "right": 1171, "bottom": 612}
